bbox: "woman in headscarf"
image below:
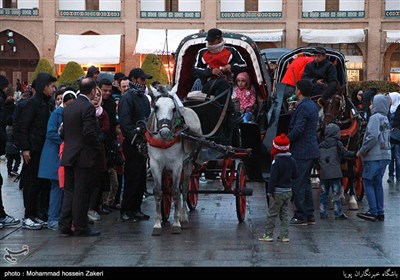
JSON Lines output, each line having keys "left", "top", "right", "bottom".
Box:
{"left": 87, "top": 87, "right": 110, "bottom": 222}
{"left": 388, "top": 92, "right": 400, "bottom": 183}
{"left": 38, "top": 90, "right": 77, "bottom": 230}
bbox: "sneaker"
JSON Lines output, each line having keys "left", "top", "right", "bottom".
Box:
{"left": 258, "top": 234, "right": 274, "bottom": 242}
{"left": 377, "top": 214, "right": 385, "bottom": 221}
{"left": 87, "top": 210, "right": 100, "bottom": 221}
{"left": 307, "top": 216, "right": 316, "bottom": 225}
{"left": 34, "top": 217, "right": 48, "bottom": 228}
{"left": 0, "top": 222, "right": 3, "bottom": 229}
{"left": 47, "top": 223, "right": 59, "bottom": 231}
{"left": 22, "top": 218, "right": 42, "bottom": 230}
{"left": 335, "top": 213, "right": 349, "bottom": 220}
{"left": 290, "top": 218, "right": 308, "bottom": 226}
{"left": 199, "top": 175, "right": 208, "bottom": 184}
{"left": 277, "top": 236, "right": 290, "bottom": 242}
{"left": 387, "top": 176, "right": 394, "bottom": 183}
{"left": 0, "top": 215, "right": 21, "bottom": 227}
{"left": 356, "top": 212, "right": 377, "bottom": 221}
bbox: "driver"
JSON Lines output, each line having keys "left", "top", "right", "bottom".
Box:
{"left": 302, "top": 47, "right": 339, "bottom": 100}
{"left": 192, "top": 28, "right": 248, "bottom": 141}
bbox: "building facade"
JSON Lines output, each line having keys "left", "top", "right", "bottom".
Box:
{"left": 0, "top": 0, "right": 399, "bottom": 86}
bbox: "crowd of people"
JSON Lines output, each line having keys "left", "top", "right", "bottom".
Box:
{"left": 0, "top": 28, "right": 398, "bottom": 242}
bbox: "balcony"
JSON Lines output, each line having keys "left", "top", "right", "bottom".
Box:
{"left": 302, "top": 10, "right": 365, "bottom": 18}
{"left": 0, "top": 8, "right": 39, "bottom": 16}
{"left": 59, "top": 10, "right": 121, "bottom": 18}
{"left": 140, "top": 11, "right": 201, "bottom": 18}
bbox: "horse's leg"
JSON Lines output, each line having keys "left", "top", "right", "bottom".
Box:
{"left": 171, "top": 166, "right": 182, "bottom": 234}
{"left": 179, "top": 160, "right": 192, "bottom": 229}
{"left": 347, "top": 160, "right": 359, "bottom": 210}
{"left": 151, "top": 163, "right": 163, "bottom": 236}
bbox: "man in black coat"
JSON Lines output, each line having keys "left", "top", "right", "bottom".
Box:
{"left": 19, "top": 73, "right": 56, "bottom": 230}
{"left": 118, "top": 68, "right": 152, "bottom": 222}
{"left": 59, "top": 78, "right": 101, "bottom": 237}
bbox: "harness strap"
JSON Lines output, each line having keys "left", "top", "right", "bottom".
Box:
{"left": 340, "top": 118, "right": 358, "bottom": 138}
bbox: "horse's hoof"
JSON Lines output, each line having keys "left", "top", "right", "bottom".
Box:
{"left": 152, "top": 227, "right": 162, "bottom": 236}
{"left": 180, "top": 221, "right": 189, "bottom": 229}
{"left": 171, "top": 226, "right": 182, "bottom": 234}
{"left": 349, "top": 196, "right": 359, "bottom": 210}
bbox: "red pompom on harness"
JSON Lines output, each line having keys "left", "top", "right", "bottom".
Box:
{"left": 145, "top": 131, "right": 180, "bottom": 149}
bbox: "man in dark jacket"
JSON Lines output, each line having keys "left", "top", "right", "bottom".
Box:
{"left": 60, "top": 78, "right": 101, "bottom": 237}
{"left": 287, "top": 79, "right": 320, "bottom": 226}
{"left": 118, "top": 68, "right": 152, "bottom": 222}
{"left": 19, "top": 72, "right": 56, "bottom": 230}
{"left": 302, "top": 46, "right": 338, "bottom": 99}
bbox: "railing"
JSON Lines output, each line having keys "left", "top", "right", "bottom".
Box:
{"left": 140, "top": 11, "right": 201, "bottom": 18}
{"left": 302, "top": 10, "right": 365, "bottom": 18}
{"left": 0, "top": 8, "right": 39, "bottom": 16}
{"left": 220, "top": 11, "right": 282, "bottom": 18}
{"left": 59, "top": 10, "right": 121, "bottom": 18}
{"left": 384, "top": 10, "right": 400, "bottom": 18}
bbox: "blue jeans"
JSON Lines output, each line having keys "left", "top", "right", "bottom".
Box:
{"left": 320, "top": 178, "right": 343, "bottom": 218}
{"left": 362, "top": 160, "right": 390, "bottom": 216}
{"left": 242, "top": 112, "right": 253, "bottom": 123}
{"left": 388, "top": 144, "right": 400, "bottom": 179}
{"left": 292, "top": 158, "right": 315, "bottom": 221}
{"left": 47, "top": 179, "right": 63, "bottom": 227}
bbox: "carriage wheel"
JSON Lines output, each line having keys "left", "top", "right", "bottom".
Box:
{"left": 354, "top": 158, "right": 364, "bottom": 201}
{"left": 354, "top": 177, "right": 364, "bottom": 202}
{"left": 161, "top": 171, "right": 172, "bottom": 222}
{"left": 235, "top": 162, "right": 247, "bottom": 222}
{"left": 187, "top": 174, "right": 199, "bottom": 211}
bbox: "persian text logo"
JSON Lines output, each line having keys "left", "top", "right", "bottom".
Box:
{"left": 4, "top": 245, "right": 29, "bottom": 264}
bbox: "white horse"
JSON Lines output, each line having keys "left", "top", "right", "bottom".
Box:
{"left": 146, "top": 86, "right": 202, "bottom": 236}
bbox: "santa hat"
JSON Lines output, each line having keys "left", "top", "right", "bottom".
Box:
{"left": 271, "top": 133, "right": 290, "bottom": 159}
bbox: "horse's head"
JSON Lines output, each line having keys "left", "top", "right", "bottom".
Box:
{"left": 318, "top": 86, "right": 346, "bottom": 126}
{"left": 151, "top": 85, "right": 179, "bottom": 141}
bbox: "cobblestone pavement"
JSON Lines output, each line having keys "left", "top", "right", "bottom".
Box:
{"left": 0, "top": 158, "right": 399, "bottom": 273}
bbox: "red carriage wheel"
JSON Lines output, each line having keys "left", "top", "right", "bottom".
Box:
{"left": 161, "top": 170, "right": 172, "bottom": 222}
{"left": 235, "top": 162, "right": 247, "bottom": 222}
{"left": 187, "top": 174, "right": 199, "bottom": 211}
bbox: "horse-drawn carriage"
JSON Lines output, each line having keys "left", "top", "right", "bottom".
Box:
{"left": 146, "top": 31, "right": 276, "bottom": 235}
{"left": 268, "top": 46, "right": 366, "bottom": 206}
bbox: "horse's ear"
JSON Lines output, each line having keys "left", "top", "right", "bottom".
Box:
{"left": 169, "top": 84, "right": 178, "bottom": 97}
{"left": 149, "top": 85, "right": 161, "bottom": 98}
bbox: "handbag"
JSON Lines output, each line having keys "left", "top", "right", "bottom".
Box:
{"left": 390, "top": 127, "right": 400, "bottom": 142}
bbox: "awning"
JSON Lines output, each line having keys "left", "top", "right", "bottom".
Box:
{"left": 300, "top": 29, "right": 365, "bottom": 44}
{"left": 221, "top": 29, "right": 283, "bottom": 42}
{"left": 135, "top": 29, "right": 199, "bottom": 54}
{"left": 385, "top": 30, "right": 400, "bottom": 43}
{"left": 54, "top": 34, "right": 122, "bottom": 64}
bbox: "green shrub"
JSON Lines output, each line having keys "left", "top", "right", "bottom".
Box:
{"left": 32, "top": 58, "right": 56, "bottom": 81}
{"left": 141, "top": 54, "right": 170, "bottom": 86}
{"left": 349, "top": 81, "right": 400, "bottom": 95}
{"left": 57, "top": 61, "right": 85, "bottom": 90}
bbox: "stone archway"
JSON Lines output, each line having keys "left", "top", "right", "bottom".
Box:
{"left": 384, "top": 44, "right": 400, "bottom": 83}
{"left": 0, "top": 29, "right": 40, "bottom": 87}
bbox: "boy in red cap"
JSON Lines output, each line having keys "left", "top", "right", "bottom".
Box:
{"left": 259, "top": 133, "right": 298, "bottom": 242}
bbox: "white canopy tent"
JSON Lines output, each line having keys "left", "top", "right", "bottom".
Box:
{"left": 135, "top": 29, "right": 199, "bottom": 54}
{"left": 54, "top": 34, "right": 122, "bottom": 64}
{"left": 300, "top": 29, "right": 366, "bottom": 44}
{"left": 385, "top": 30, "right": 400, "bottom": 43}
{"left": 221, "top": 29, "right": 283, "bottom": 42}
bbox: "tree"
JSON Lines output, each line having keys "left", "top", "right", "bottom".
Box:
{"left": 141, "top": 54, "right": 170, "bottom": 85}
{"left": 32, "top": 58, "right": 56, "bottom": 81}
{"left": 57, "top": 61, "right": 85, "bottom": 90}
